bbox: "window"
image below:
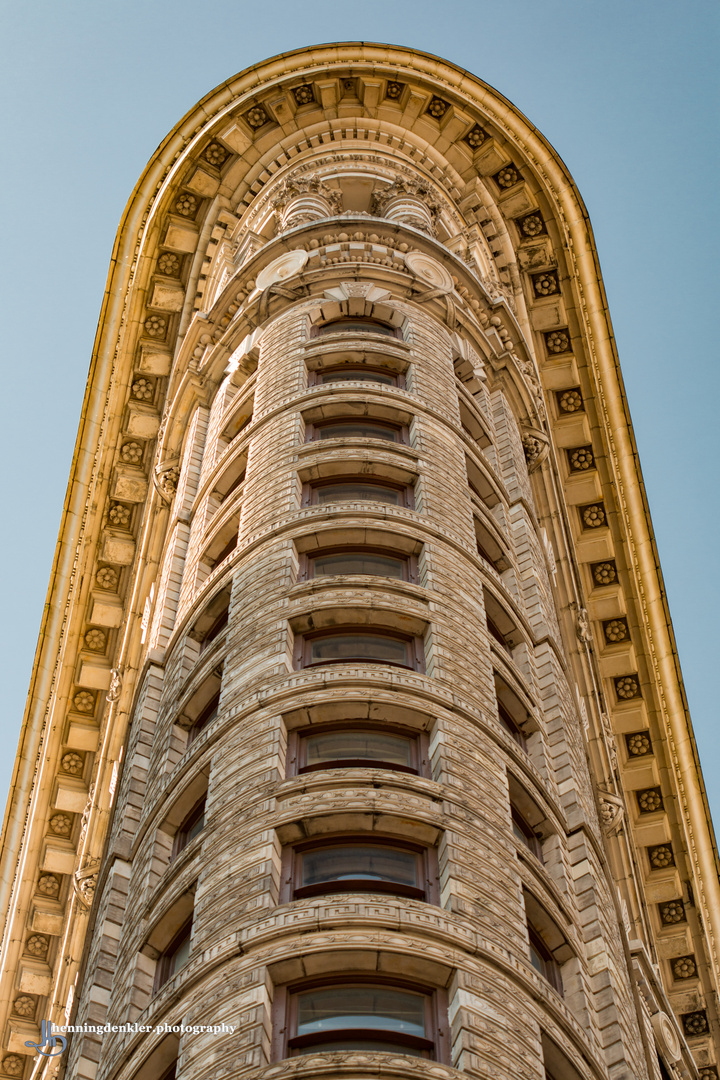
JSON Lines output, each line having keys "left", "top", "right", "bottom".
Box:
{"left": 289, "top": 725, "right": 427, "bottom": 776}
{"left": 310, "top": 365, "right": 404, "bottom": 387}
{"left": 190, "top": 587, "right": 230, "bottom": 652}
{"left": 484, "top": 590, "right": 520, "bottom": 653}
{"left": 276, "top": 978, "right": 447, "bottom": 1058}
{"left": 208, "top": 532, "right": 238, "bottom": 569}
{"left": 304, "top": 477, "right": 414, "bottom": 508}
{"left": 295, "top": 629, "right": 424, "bottom": 671}
{"left": 528, "top": 926, "right": 563, "bottom": 994}
{"left": 282, "top": 836, "right": 435, "bottom": 901}
{"left": 155, "top": 921, "right": 192, "bottom": 991}
{"left": 299, "top": 547, "right": 417, "bottom": 582}
{"left": 306, "top": 418, "right": 406, "bottom": 443}
{"left": 172, "top": 797, "right": 206, "bottom": 858}
{"left": 498, "top": 702, "right": 526, "bottom": 748}
{"left": 188, "top": 693, "right": 220, "bottom": 743}
{"left": 316, "top": 318, "right": 399, "bottom": 338}
{"left": 511, "top": 806, "right": 543, "bottom": 862}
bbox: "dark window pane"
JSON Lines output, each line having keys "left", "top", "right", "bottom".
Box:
{"left": 313, "top": 552, "right": 405, "bottom": 578}
{"left": 305, "top": 730, "right": 413, "bottom": 767}
{"left": 319, "top": 320, "right": 395, "bottom": 336}
{"left": 319, "top": 369, "right": 395, "bottom": 385}
{"left": 309, "top": 634, "right": 409, "bottom": 665}
{"left": 296, "top": 986, "right": 426, "bottom": 1038}
{"left": 317, "top": 421, "right": 399, "bottom": 442}
{"left": 529, "top": 940, "right": 547, "bottom": 978}
{"left": 315, "top": 483, "right": 402, "bottom": 505}
{"left": 300, "top": 845, "right": 419, "bottom": 888}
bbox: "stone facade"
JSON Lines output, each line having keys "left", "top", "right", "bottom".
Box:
{"left": 0, "top": 43, "right": 717, "bottom": 1080}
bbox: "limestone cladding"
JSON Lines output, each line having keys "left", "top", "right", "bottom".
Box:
{"left": 2, "top": 42, "right": 715, "bottom": 1080}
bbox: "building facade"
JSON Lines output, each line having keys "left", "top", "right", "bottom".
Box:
{"left": 0, "top": 42, "right": 717, "bottom": 1080}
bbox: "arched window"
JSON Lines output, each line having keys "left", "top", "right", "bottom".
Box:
{"left": 316, "top": 318, "right": 399, "bottom": 338}
{"left": 288, "top": 725, "right": 428, "bottom": 776}
{"left": 304, "top": 476, "right": 414, "bottom": 508}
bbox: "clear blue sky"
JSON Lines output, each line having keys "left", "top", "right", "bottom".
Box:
{"left": 1, "top": 1, "right": 718, "bottom": 823}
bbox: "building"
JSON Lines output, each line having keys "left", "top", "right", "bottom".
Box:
{"left": 0, "top": 41, "right": 717, "bottom": 1080}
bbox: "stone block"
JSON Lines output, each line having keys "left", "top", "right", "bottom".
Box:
{"left": 55, "top": 779, "right": 89, "bottom": 814}
{"left": 575, "top": 533, "right": 614, "bottom": 562}
{"left": 19, "top": 964, "right": 52, "bottom": 995}
{"left": 41, "top": 842, "right": 76, "bottom": 874}
{"left": 150, "top": 283, "right": 185, "bottom": 312}
{"left": 163, "top": 223, "right": 198, "bottom": 252}
{"left": 77, "top": 662, "right": 112, "bottom": 690}
{"left": 126, "top": 406, "right": 160, "bottom": 439}
{"left": 564, "top": 473, "right": 603, "bottom": 505}
{"left": 100, "top": 535, "right": 136, "bottom": 566}
{"left": 186, "top": 167, "right": 220, "bottom": 198}
{"left": 110, "top": 469, "right": 148, "bottom": 504}
{"left": 587, "top": 589, "right": 625, "bottom": 621}
{"left": 31, "top": 906, "right": 65, "bottom": 935}
{"left": 553, "top": 415, "right": 592, "bottom": 447}
{"left": 66, "top": 723, "right": 101, "bottom": 751}
{"left": 541, "top": 357, "right": 579, "bottom": 389}
{"left": 89, "top": 596, "right": 124, "bottom": 628}
{"left": 473, "top": 139, "right": 509, "bottom": 175}
{"left": 529, "top": 301, "right": 566, "bottom": 330}
{"left": 598, "top": 645, "right": 636, "bottom": 678}
{"left": 138, "top": 347, "right": 172, "bottom": 376}
{"left": 7, "top": 1019, "right": 40, "bottom": 1053}
{"left": 499, "top": 184, "right": 536, "bottom": 219}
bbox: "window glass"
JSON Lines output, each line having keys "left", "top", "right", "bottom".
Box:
{"left": 319, "top": 368, "right": 396, "bottom": 385}
{"left": 315, "top": 482, "right": 402, "bottom": 505}
{"left": 309, "top": 634, "right": 409, "bottom": 665}
{"left": 299, "top": 844, "right": 419, "bottom": 889}
{"left": 168, "top": 931, "right": 191, "bottom": 977}
{"left": 318, "top": 319, "right": 395, "bottom": 336}
{"left": 316, "top": 420, "right": 400, "bottom": 442}
{"left": 296, "top": 986, "right": 426, "bottom": 1038}
{"left": 304, "top": 730, "right": 414, "bottom": 768}
{"left": 312, "top": 551, "right": 406, "bottom": 579}
{"left": 297, "top": 1039, "right": 423, "bottom": 1056}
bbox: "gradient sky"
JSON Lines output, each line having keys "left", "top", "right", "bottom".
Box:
{"left": 1, "top": 1, "right": 718, "bottom": 824}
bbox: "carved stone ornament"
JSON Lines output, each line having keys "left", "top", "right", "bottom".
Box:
{"left": 371, "top": 176, "right": 441, "bottom": 235}
{"left": 515, "top": 356, "right": 547, "bottom": 423}
{"left": 597, "top": 789, "right": 625, "bottom": 835}
{"left": 73, "top": 860, "right": 100, "bottom": 909}
{"left": 272, "top": 173, "right": 343, "bottom": 228}
{"left": 573, "top": 604, "right": 592, "bottom": 644}
{"left": 404, "top": 251, "right": 454, "bottom": 293}
{"left": 153, "top": 461, "right": 180, "bottom": 503}
{"left": 12, "top": 995, "right": 35, "bottom": 1018}
{"left": 255, "top": 249, "right": 310, "bottom": 292}
{"left": 521, "top": 428, "right": 549, "bottom": 471}
{"left": 106, "top": 668, "right": 122, "bottom": 703}
{"left": 1, "top": 1056, "right": 24, "bottom": 1077}
{"left": 601, "top": 712, "right": 618, "bottom": 771}
{"left": 650, "top": 1011, "right": 682, "bottom": 1063}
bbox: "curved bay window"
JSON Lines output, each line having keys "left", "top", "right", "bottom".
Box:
{"left": 306, "top": 418, "right": 407, "bottom": 443}
{"left": 299, "top": 547, "right": 417, "bottom": 583}
{"left": 289, "top": 725, "right": 427, "bottom": 776}
{"left": 295, "top": 629, "right": 424, "bottom": 671}
{"left": 282, "top": 836, "right": 436, "bottom": 901}
{"left": 274, "top": 978, "right": 448, "bottom": 1059}
{"left": 309, "top": 365, "right": 405, "bottom": 387}
{"left": 316, "top": 318, "right": 400, "bottom": 338}
{"left": 304, "top": 477, "right": 414, "bottom": 508}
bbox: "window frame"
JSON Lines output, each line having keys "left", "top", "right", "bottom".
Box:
{"left": 527, "top": 925, "right": 564, "bottom": 996}
{"left": 287, "top": 723, "right": 430, "bottom": 778}
{"left": 154, "top": 919, "right": 193, "bottom": 993}
{"left": 171, "top": 796, "right": 206, "bottom": 859}
{"left": 188, "top": 692, "right": 220, "bottom": 744}
{"left": 298, "top": 546, "right": 418, "bottom": 584}
{"left": 302, "top": 476, "right": 415, "bottom": 509}
{"left": 280, "top": 834, "right": 438, "bottom": 903}
{"left": 294, "top": 627, "right": 425, "bottom": 672}
{"left": 498, "top": 702, "right": 527, "bottom": 749}
{"left": 308, "top": 364, "right": 406, "bottom": 389}
{"left": 272, "top": 975, "right": 449, "bottom": 1061}
{"left": 511, "top": 805, "right": 544, "bottom": 862}
{"left": 305, "top": 417, "right": 409, "bottom": 445}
